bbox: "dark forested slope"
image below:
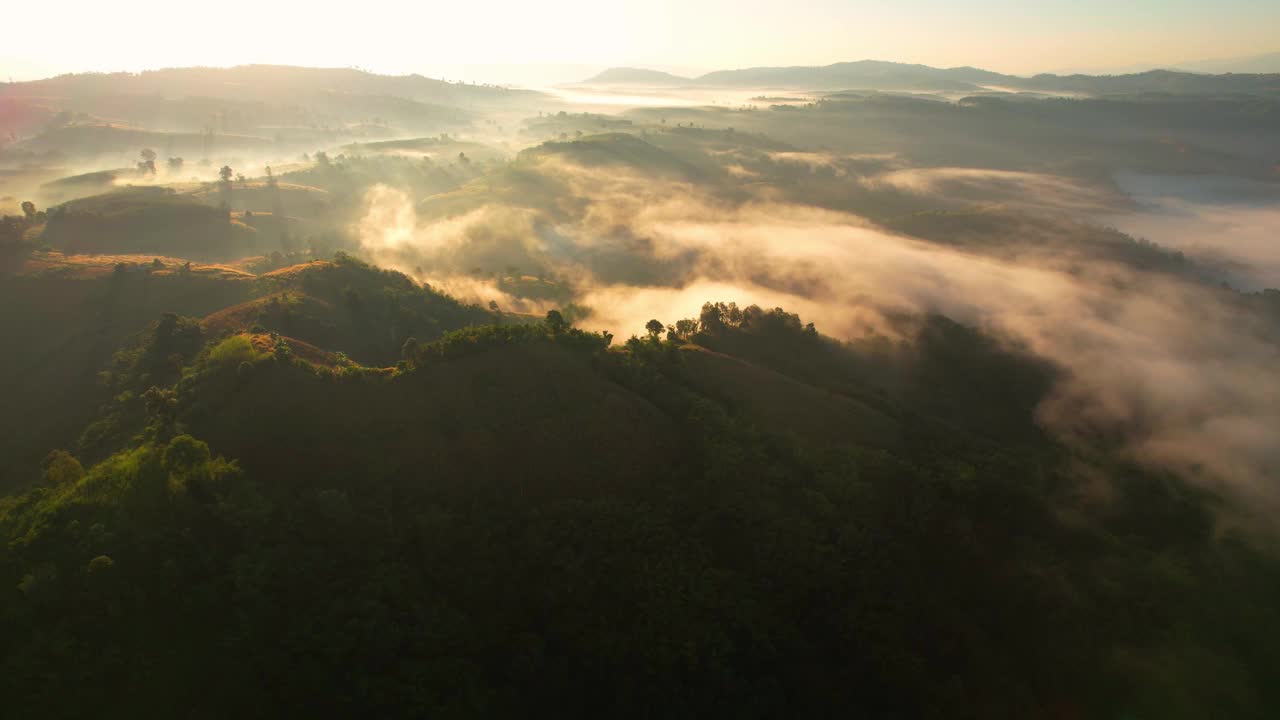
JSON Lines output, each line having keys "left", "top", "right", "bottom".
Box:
{"left": 2, "top": 293, "right": 1278, "bottom": 719}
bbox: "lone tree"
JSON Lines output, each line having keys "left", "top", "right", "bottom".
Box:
{"left": 699, "top": 302, "right": 726, "bottom": 334}
{"left": 545, "top": 310, "right": 567, "bottom": 334}
{"left": 265, "top": 165, "right": 285, "bottom": 220}
{"left": 645, "top": 319, "right": 664, "bottom": 342}
{"left": 218, "top": 166, "right": 234, "bottom": 210}
{"left": 40, "top": 450, "right": 84, "bottom": 487}
{"left": 137, "top": 148, "right": 157, "bottom": 174}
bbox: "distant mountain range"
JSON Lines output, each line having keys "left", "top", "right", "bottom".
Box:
{"left": 0, "top": 64, "right": 552, "bottom": 152}
{"left": 1177, "top": 51, "right": 1280, "bottom": 75}
{"left": 1, "top": 64, "right": 546, "bottom": 107}
{"left": 582, "top": 59, "right": 1280, "bottom": 95}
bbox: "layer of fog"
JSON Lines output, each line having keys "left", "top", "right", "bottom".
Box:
{"left": 867, "top": 166, "right": 1129, "bottom": 215}
{"left": 1105, "top": 173, "right": 1280, "bottom": 290}
{"left": 356, "top": 162, "right": 1280, "bottom": 511}
{"left": 544, "top": 85, "right": 812, "bottom": 110}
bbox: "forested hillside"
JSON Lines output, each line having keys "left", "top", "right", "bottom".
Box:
{"left": 2, "top": 286, "right": 1279, "bottom": 718}
{"left": 2, "top": 56, "right": 1280, "bottom": 718}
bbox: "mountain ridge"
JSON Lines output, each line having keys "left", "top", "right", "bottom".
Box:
{"left": 581, "top": 59, "right": 1280, "bottom": 95}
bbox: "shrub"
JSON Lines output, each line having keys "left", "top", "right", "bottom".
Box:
{"left": 207, "top": 335, "right": 257, "bottom": 369}
{"left": 163, "top": 435, "right": 211, "bottom": 472}
{"left": 41, "top": 450, "right": 85, "bottom": 487}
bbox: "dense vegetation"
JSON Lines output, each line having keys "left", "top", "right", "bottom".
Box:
{"left": 1, "top": 299, "right": 1278, "bottom": 718}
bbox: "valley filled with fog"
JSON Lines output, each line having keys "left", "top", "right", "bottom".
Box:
{"left": 3, "top": 58, "right": 1280, "bottom": 717}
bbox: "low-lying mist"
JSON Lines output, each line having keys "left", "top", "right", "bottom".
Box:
{"left": 1106, "top": 173, "right": 1280, "bottom": 290}
{"left": 356, "top": 160, "right": 1280, "bottom": 511}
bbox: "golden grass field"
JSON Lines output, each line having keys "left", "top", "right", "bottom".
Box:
{"left": 15, "top": 250, "right": 258, "bottom": 280}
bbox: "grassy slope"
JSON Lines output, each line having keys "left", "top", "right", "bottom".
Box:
{"left": 0, "top": 254, "right": 493, "bottom": 492}
{"left": 182, "top": 341, "right": 683, "bottom": 495}
{"left": 41, "top": 186, "right": 259, "bottom": 258}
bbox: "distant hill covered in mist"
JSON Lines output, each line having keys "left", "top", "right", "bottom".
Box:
{"left": 695, "top": 60, "right": 1007, "bottom": 90}
{"left": 1177, "top": 51, "right": 1280, "bottom": 75}
{"left": 1, "top": 64, "right": 546, "bottom": 106}
{"left": 0, "top": 64, "right": 557, "bottom": 160}
{"left": 583, "top": 59, "right": 1280, "bottom": 95}
{"left": 584, "top": 67, "right": 692, "bottom": 85}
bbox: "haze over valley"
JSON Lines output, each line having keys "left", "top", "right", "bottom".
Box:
{"left": 3, "top": 11, "right": 1280, "bottom": 716}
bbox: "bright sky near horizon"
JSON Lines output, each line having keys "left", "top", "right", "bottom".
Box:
{"left": 4, "top": 0, "right": 1278, "bottom": 82}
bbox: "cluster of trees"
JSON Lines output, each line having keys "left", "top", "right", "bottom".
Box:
{"left": 77, "top": 313, "right": 207, "bottom": 461}
{"left": 281, "top": 150, "right": 484, "bottom": 218}
{"left": 0, "top": 201, "right": 46, "bottom": 245}
{"left": 136, "top": 148, "right": 157, "bottom": 175}
{"left": 401, "top": 309, "right": 611, "bottom": 368}
{"left": 636, "top": 303, "right": 817, "bottom": 346}
{"left": 130, "top": 149, "right": 185, "bottom": 177}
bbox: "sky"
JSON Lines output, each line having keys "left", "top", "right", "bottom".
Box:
{"left": 3, "top": 0, "right": 1279, "bottom": 83}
